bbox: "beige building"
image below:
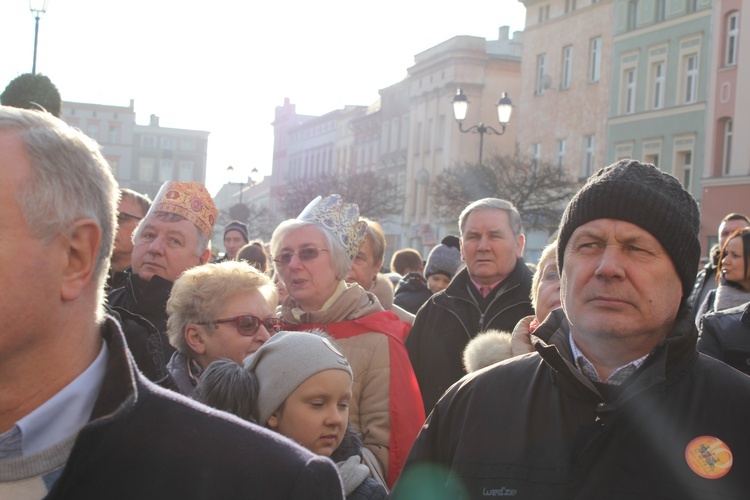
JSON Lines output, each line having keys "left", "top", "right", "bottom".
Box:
{"left": 62, "top": 100, "right": 209, "bottom": 200}
{"left": 403, "top": 29, "right": 523, "bottom": 256}
{"left": 517, "top": 0, "right": 613, "bottom": 180}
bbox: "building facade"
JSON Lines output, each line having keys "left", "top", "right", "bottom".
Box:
{"left": 607, "top": 0, "right": 712, "bottom": 204}
{"left": 700, "top": 0, "right": 750, "bottom": 254}
{"left": 62, "top": 100, "right": 210, "bottom": 200}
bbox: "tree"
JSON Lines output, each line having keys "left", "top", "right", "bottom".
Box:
{"left": 430, "top": 155, "right": 582, "bottom": 234}
{"left": 1, "top": 73, "right": 62, "bottom": 117}
{"left": 278, "top": 171, "right": 404, "bottom": 220}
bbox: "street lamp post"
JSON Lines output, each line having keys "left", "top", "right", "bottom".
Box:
{"left": 29, "top": 0, "right": 50, "bottom": 75}
{"left": 452, "top": 88, "right": 513, "bottom": 164}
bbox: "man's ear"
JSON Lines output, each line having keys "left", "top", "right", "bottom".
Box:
{"left": 185, "top": 324, "right": 206, "bottom": 355}
{"left": 61, "top": 219, "right": 101, "bottom": 302}
{"left": 199, "top": 248, "right": 211, "bottom": 265}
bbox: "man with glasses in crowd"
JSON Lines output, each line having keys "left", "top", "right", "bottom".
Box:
{"left": 106, "top": 188, "right": 151, "bottom": 291}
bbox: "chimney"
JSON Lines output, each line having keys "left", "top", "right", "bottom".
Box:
{"left": 149, "top": 114, "right": 159, "bottom": 127}
{"left": 498, "top": 26, "right": 510, "bottom": 40}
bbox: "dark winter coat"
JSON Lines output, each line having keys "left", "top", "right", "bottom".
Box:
{"left": 393, "top": 272, "right": 432, "bottom": 314}
{"left": 698, "top": 301, "right": 750, "bottom": 375}
{"left": 405, "top": 261, "right": 533, "bottom": 413}
{"left": 687, "top": 247, "right": 719, "bottom": 319}
{"left": 107, "top": 268, "right": 175, "bottom": 385}
{"left": 46, "top": 317, "right": 345, "bottom": 499}
{"left": 392, "top": 308, "right": 750, "bottom": 499}
{"left": 332, "top": 427, "right": 388, "bottom": 500}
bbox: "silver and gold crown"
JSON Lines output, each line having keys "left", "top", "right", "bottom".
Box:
{"left": 297, "top": 194, "right": 367, "bottom": 261}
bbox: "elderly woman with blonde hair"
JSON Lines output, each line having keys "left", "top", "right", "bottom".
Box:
{"left": 270, "top": 194, "right": 424, "bottom": 487}
{"left": 165, "top": 260, "right": 282, "bottom": 396}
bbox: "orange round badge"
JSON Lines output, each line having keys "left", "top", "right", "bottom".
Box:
{"left": 685, "top": 436, "right": 733, "bottom": 479}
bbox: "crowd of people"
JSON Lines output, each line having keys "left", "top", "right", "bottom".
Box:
{"left": 2, "top": 106, "right": 750, "bottom": 498}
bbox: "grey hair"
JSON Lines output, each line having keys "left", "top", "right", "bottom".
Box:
{"left": 194, "top": 359, "right": 259, "bottom": 424}
{"left": 458, "top": 198, "right": 522, "bottom": 237}
{"left": 119, "top": 188, "right": 152, "bottom": 216}
{"left": 133, "top": 211, "right": 211, "bottom": 257}
{"left": 270, "top": 219, "right": 351, "bottom": 279}
{"left": 0, "top": 107, "right": 117, "bottom": 322}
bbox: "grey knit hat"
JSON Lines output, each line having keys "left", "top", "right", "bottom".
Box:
{"left": 425, "top": 235, "right": 463, "bottom": 279}
{"left": 243, "top": 331, "right": 353, "bottom": 426}
{"left": 224, "top": 221, "right": 249, "bottom": 244}
{"left": 557, "top": 159, "right": 701, "bottom": 298}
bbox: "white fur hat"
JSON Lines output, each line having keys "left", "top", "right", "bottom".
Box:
{"left": 462, "top": 329, "right": 513, "bottom": 373}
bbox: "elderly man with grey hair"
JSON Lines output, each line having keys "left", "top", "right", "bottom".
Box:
{"left": 406, "top": 198, "right": 534, "bottom": 413}
{"left": 108, "top": 180, "right": 217, "bottom": 384}
{"left": 0, "top": 106, "right": 344, "bottom": 499}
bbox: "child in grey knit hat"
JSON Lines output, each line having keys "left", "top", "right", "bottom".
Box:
{"left": 194, "top": 331, "right": 386, "bottom": 498}
{"left": 424, "top": 235, "right": 463, "bottom": 294}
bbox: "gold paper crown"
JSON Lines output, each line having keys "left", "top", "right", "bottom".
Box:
{"left": 149, "top": 181, "right": 218, "bottom": 240}
{"left": 298, "top": 194, "right": 367, "bottom": 260}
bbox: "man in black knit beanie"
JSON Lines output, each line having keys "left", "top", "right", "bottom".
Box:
{"left": 393, "top": 159, "right": 750, "bottom": 499}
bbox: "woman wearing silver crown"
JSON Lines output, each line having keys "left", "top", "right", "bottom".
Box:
{"left": 269, "top": 195, "right": 425, "bottom": 488}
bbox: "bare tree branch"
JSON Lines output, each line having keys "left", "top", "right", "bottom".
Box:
{"left": 430, "top": 155, "right": 582, "bottom": 234}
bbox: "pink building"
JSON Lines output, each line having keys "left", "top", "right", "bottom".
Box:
{"left": 701, "top": 0, "right": 750, "bottom": 254}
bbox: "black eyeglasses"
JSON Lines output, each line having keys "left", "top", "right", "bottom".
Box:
{"left": 117, "top": 211, "right": 143, "bottom": 224}
{"left": 196, "top": 315, "right": 284, "bottom": 336}
{"left": 273, "top": 247, "right": 329, "bottom": 266}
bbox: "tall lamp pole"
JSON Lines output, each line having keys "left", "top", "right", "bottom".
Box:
{"left": 226, "top": 165, "right": 245, "bottom": 205}
{"left": 29, "top": 0, "right": 50, "bottom": 75}
{"left": 452, "top": 88, "right": 513, "bottom": 164}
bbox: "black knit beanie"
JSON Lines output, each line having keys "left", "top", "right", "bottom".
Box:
{"left": 557, "top": 159, "right": 701, "bottom": 298}
{"left": 224, "top": 220, "right": 249, "bottom": 244}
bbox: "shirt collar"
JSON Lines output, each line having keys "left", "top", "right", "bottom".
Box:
{"left": 568, "top": 334, "right": 649, "bottom": 386}
{"left": 469, "top": 276, "right": 504, "bottom": 294}
{"left": 13, "top": 342, "right": 108, "bottom": 456}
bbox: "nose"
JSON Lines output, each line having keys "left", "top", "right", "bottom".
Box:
{"left": 147, "top": 235, "right": 166, "bottom": 254}
{"left": 476, "top": 234, "right": 491, "bottom": 251}
{"left": 255, "top": 324, "right": 271, "bottom": 343}
{"left": 594, "top": 246, "right": 624, "bottom": 280}
{"left": 287, "top": 252, "right": 305, "bottom": 270}
{"left": 325, "top": 405, "right": 345, "bottom": 426}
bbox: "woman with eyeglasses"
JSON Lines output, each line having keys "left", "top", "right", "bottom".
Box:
{"left": 269, "top": 195, "right": 425, "bottom": 488}
{"left": 164, "top": 260, "right": 282, "bottom": 396}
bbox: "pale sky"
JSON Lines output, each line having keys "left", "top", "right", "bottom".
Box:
{"left": 1, "top": 0, "right": 527, "bottom": 196}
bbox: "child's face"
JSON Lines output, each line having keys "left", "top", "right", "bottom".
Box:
{"left": 267, "top": 369, "right": 352, "bottom": 457}
{"left": 427, "top": 273, "right": 451, "bottom": 293}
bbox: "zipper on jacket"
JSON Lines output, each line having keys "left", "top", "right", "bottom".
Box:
{"left": 478, "top": 313, "right": 485, "bottom": 331}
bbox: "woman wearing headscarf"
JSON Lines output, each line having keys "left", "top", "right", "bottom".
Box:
{"left": 269, "top": 194, "right": 425, "bottom": 487}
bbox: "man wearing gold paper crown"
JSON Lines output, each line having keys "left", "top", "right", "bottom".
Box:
{"left": 108, "top": 181, "right": 216, "bottom": 385}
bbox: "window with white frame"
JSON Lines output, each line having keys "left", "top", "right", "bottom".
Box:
{"left": 723, "top": 119, "right": 733, "bottom": 175}
{"left": 676, "top": 150, "right": 692, "bottom": 189}
{"left": 627, "top": 0, "right": 638, "bottom": 31}
{"left": 582, "top": 135, "right": 595, "bottom": 178}
{"left": 623, "top": 68, "right": 636, "bottom": 114}
{"left": 138, "top": 157, "right": 155, "bottom": 181}
{"left": 161, "top": 137, "right": 175, "bottom": 150}
{"left": 437, "top": 115, "right": 445, "bottom": 150}
{"left": 531, "top": 143, "right": 541, "bottom": 171}
{"left": 536, "top": 53, "right": 547, "bottom": 95}
{"left": 656, "top": 0, "right": 666, "bottom": 22}
{"left": 414, "top": 122, "right": 422, "bottom": 154}
{"left": 651, "top": 61, "right": 665, "bottom": 109}
{"left": 726, "top": 12, "right": 739, "bottom": 66}
{"left": 589, "top": 37, "right": 602, "bottom": 82}
{"left": 179, "top": 161, "right": 194, "bottom": 181}
{"left": 425, "top": 118, "right": 433, "bottom": 152}
{"left": 158, "top": 160, "right": 173, "bottom": 182}
{"left": 108, "top": 125, "right": 120, "bottom": 144}
{"left": 557, "top": 139, "right": 566, "bottom": 171}
{"left": 683, "top": 53, "right": 698, "bottom": 104}
{"left": 562, "top": 46, "right": 573, "bottom": 89}
{"left": 390, "top": 118, "right": 399, "bottom": 152}
{"left": 565, "top": 0, "right": 576, "bottom": 13}
{"left": 381, "top": 122, "right": 390, "bottom": 153}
